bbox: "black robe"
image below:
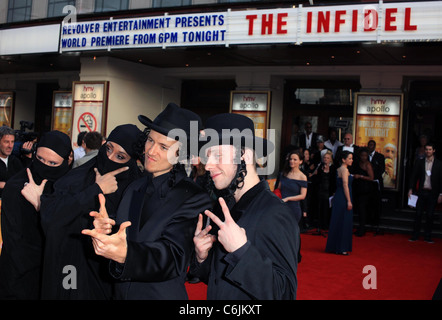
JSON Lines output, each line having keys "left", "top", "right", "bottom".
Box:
{"left": 192, "top": 180, "right": 299, "bottom": 300}
{"left": 0, "top": 168, "right": 49, "bottom": 299}
{"left": 39, "top": 156, "right": 141, "bottom": 299}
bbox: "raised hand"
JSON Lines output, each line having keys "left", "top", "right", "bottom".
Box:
{"left": 204, "top": 197, "right": 247, "bottom": 253}
{"left": 89, "top": 193, "right": 115, "bottom": 234}
{"left": 193, "top": 213, "right": 216, "bottom": 263}
{"left": 82, "top": 221, "right": 132, "bottom": 264}
{"left": 94, "top": 166, "right": 128, "bottom": 194}
{"left": 21, "top": 168, "right": 47, "bottom": 211}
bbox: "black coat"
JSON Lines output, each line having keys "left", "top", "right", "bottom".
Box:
{"left": 39, "top": 157, "right": 140, "bottom": 299}
{"left": 193, "top": 180, "right": 299, "bottom": 300}
{"left": 370, "top": 151, "right": 385, "bottom": 191}
{"left": 0, "top": 154, "right": 24, "bottom": 197}
{"left": 0, "top": 168, "right": 46, "bottom": 299}
{"left": 299, "top": 132, "right": 319, "bottom": 152}
{"left": 314, "top": 163, "right": 337, "bottom": 197}
{"left": 110, "top": 169, "right": 212, "bottom": 300}
{"left": 409, "top": 157, "right": 442, "bottom": 198}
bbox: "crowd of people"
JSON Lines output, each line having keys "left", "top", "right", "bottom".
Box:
{"left": 0, "top": 103, "right": 300, "bottom": 300}
{"left": 278, "top": 124, "right": 385, "bottom": 242}
{"left": 277, "top": 122, "right": 441, "bottom": 255}
{"left": 0, "top": 108, "right": 439, "bottom": 300}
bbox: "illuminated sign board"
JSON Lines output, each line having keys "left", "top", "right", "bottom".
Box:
{"left": 59, "top": 1, "right": 442, "bottom": 52}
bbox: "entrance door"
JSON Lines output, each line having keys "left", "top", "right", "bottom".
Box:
{"left": 404, "top": 80, "right": 442, "bottom": 211}
{"left": 281, "top": 80, "right": 360, "bottom": 162}
{"left": 35, "top": 82, "right": 59, "bottom": 135}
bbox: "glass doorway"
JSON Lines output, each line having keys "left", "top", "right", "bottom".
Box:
{"left": 281, "top": 79, "right": 360, "bottom": 164}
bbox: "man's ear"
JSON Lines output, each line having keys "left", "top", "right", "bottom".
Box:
{"left": 242, "top": 147, "right": 255, "bottom": 165}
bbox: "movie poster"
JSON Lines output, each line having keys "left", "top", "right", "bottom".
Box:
{"left": 52, "top": 91, "right": 73, "bottom": 136}
{"left": 0, "top": 92, "right": 14, "bottom": 127}
{"left": 230, "top": 91, "right": 271, "bottom": 140}
{"left": 354, "top": 93, "right": 403, "bottom": 190}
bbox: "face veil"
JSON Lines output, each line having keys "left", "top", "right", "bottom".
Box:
{"left": 95, "top": 124, "right": 143, "bottom": 179}
{"left": 30, "top": 131, "right": 72, "bottom": 185}
{"left": 94, "top": 124, "right": 144, "bottom": 218}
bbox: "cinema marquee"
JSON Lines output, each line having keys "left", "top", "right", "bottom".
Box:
{"left": 59, "top": 1, "right": 442, "bottom": 53}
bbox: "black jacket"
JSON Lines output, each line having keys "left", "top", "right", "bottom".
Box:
{"left": 299, "top": 132, "right": 319, "bottom": 152}
{"left": 0, "top": 154, "right": 24, "bottom": 198}
{"left": 409, "top": 157, "right": 442, "bottom": 197}
{"left": 193, "top": 180, "right": 299, "bottom": 300}
{"left": 110, "top": 169, "right": 212, "bottom": 300}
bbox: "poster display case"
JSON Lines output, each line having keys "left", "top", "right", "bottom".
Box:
{"left": 354, "top": 93, "right": 403, "bottom": 190}
{"left": 51, "top": 91, "right": 73, "bottom": 136}
{"left": 71, "top": 81, "right": 109, "bottom": 147}
{"left": 0, "top": 92, "right": 14, "bottom": 128}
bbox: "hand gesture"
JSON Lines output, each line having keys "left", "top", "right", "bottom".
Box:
{"left": 94, "top": 166, "right": 128, "bottom": 194}
{"left": 89, "top": 193, "right": 115, "bottom": 234}
{"left": 21, "top": 168, "right": 47, "bottom": 211}
{"left": 204, "top": 197, "right": 247, "bottom": 253}
{"left": 82, "top": 220, "right": 131, "bottom": 264}
{"left": 193, "top": 214, "right": 216, "bottom": 263}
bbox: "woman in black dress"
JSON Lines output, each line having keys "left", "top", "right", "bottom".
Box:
{"left": 353, "top": 147, "right": 375, "bottom": 236}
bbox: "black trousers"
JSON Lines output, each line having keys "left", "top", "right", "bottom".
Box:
{"left": 413, "top": 190, "right": 438, "bottom": 239}
{"left": 355, "top": 193, "right": 371, "bottom": 235}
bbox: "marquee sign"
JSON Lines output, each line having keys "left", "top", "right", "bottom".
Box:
{"left": 59, "top": 1, "right": 442, "bottom": 52}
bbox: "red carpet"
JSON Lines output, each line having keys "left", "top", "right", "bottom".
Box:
{"left": 186, "top": 232, "right": 442, "bottom": 300}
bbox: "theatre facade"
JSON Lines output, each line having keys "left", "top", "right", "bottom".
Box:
{"left": 1, "top": 0, "right": 442, "bottom": 235}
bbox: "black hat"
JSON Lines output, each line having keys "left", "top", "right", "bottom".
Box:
{"left": 138, "top": 103, "right": 202, "bottom": 159}
{"left": 138, "top": 102, "right": 202, "bottom": 140}
{"left": 107, "top": 124, "right": 142, "bottom": 159}
{"left": 38, "top": 130, "right": 72, "bottom": 160}
{"left": 201, "top": 113, "right": 274, "bottom": 158}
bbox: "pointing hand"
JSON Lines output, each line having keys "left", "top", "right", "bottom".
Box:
{"left": 94, "top": 166, "right": 128, "bottom": 194}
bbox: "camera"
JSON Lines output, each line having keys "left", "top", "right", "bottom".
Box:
{"left": 13, "top": 120, "right": 39, "bottom": 156}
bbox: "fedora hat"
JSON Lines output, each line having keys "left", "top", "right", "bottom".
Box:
{"left": 138, "top": 102, "right": 202, "bottom": 139}
{"left": 138, "top": 102, "right": 202, "bottom": 159}
{"left": 201, "top": 113, "right": 274, "bottom": 158}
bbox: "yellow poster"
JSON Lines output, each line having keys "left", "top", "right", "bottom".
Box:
{"left": 354, "top": 93, "right": 403, "bottom": 190}
{"left": 232, "top": 110, "right": 267, "bottom": 138}
{"left": 52, "top": 91, "right": 73, "bottom": 136}
{"left": 0, "top": 93, "right": 14, "bottom": 127}
{"left": 355, "top": 115, "right": 400, "bottom": 188}
{"left": 53, "top": 108, "right": 73, "bottom": 136}
{"left": 230, "top": 91, "right": 271, "bottom": 139}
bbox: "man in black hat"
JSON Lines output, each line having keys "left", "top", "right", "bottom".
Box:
{"left": 82, "top": 103, "right": 212, "bottom": 299}
{"left": 192, "top": 113, "right": 300, "bottom": 300}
